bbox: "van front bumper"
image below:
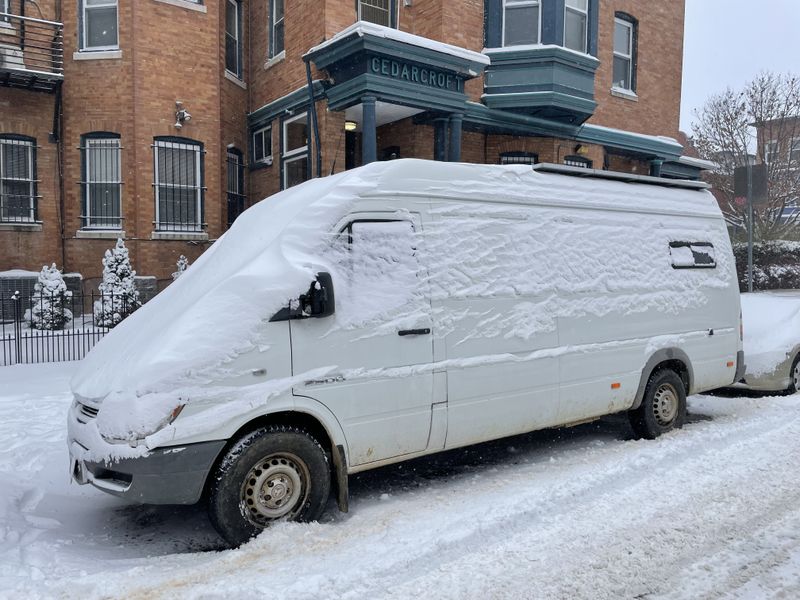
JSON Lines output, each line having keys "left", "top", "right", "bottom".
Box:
{"left": 70, "top": 439, "right": 227, "bottom": 505}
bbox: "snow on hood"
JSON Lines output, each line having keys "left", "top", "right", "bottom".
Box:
{"left": 741, "top": 292, "right": 800, "bottom": 376}
{"left": 71, "top": 166, "right": 379, "bottom": 402}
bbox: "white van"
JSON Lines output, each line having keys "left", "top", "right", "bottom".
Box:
{"left": 68, "top": 159, "right": 743, "bottom": 546}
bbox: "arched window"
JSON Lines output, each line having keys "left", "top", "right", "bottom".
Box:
{"left": 153, "top": 137, "right": 205, "bottom": 232}
{"left": 613, "top": 12, "right": 638, "bottom": 92}
{"left": 80, "top": 132, "right": 122, "bottom": 229}
{"left": 0, "top": 134, "right": 37, "bottom": 223}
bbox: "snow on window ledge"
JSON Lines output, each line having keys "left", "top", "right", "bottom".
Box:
{"left": 151, "top": 231, "right": 208, "bottom": 241}
{"left": 224, "top": 70, "right": 247, "bottom": 89}
{"left": 610, "top": 87, "right": 638, "bottom": 101}
{"left": 76, "top": 229, "right": 125, "bottom": 239}
{"left": 264, "top": 50, "right": 285, "bottom": 71}
{"left": 73, "top": 50, "right": 122, "bottom": 61}
{"left": 152, "top": 0, "right": 207, "bottom": 13}
{"left": 0, "top": 222, "right": 42, "bottom": 232}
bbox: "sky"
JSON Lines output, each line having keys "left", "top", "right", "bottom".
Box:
{"left": 680, "top": 0, "right": 800, "bottom": 134}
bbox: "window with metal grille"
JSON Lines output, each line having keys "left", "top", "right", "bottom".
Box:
{"left": 500, "top": 151, "right": 538, "bottom": 165}
{"left": 80, "top": 133, "right": 122, "bottom": 229}
{"left": 503, "top": 0, "right": 540, "bottom": 46}
{"left": 81, "top": 0, "right": 119, "bottom": 51}
{"left": 227, "top": 148, "right": 245, "bottom": 228}
{"left": 0, "top": 136, "right": 37, "bottom": 223}
{"left": 358, "top": 0, "right": 392, "bottom": 27}
{"left": 153, "top": 138, "right": 204, "bottom": 232}
{"left": 613, "top": 13, "right": 637, "bottom": 92}
{"left": 563, "top": 155, "right": 592, "bottom": 168}
{"left": 564, "top": 0, "right": 588, "bottom": 53}
{"left": 225, "top": 0, "right": 243, "bottom": 78}
{"left": 269, "top": 0, "right": 284, "bottom": 58}
{"left": 282, "top": 113, "right": 309, "bottom": 189}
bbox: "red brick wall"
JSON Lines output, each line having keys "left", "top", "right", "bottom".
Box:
{"left": 589, "top": 0, "right": 685, "bottom": 141}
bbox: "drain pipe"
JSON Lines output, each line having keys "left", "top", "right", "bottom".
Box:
{"left": 303, "top": 58, "right": 322, "bottom": 178}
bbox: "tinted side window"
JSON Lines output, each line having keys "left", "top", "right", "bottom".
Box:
{"left": 669, "top": 242, "right": 716, "bottom": 269}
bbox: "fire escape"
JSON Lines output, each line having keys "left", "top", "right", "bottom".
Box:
{"left": 0, "top": 8, "right": 63, "bottom": 93}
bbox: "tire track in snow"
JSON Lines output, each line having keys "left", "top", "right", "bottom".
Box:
{"left": 55, "top": 395, "right": 800, "bottom": 600}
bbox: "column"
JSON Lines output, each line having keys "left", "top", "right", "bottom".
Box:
{"left": 361, "top": 96, "right": 377, "bottom": 165}
{"left": 433, "top": 117, "right": 448, "bottom": 162}
{"left": 649, "top": 159, "right": 664, "bottom": 178}
{"left": 447, "top": 113, "right": 464, "bottom": 162}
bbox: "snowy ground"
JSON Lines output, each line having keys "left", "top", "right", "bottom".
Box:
{"left": 1, "top": 363, "right": 799, "bottom": 599}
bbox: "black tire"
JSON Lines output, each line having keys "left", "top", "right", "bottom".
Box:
{"left": 208, "top": 425, "right": 331, "bottom": 547}
{"left": 628, "top": 369, "right": 687, "bottom": 439}
{"left": 787, "top": 354, "right": 800, "bottom": 394}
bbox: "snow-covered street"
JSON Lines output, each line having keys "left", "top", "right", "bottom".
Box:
{"left": 1, "top": 362, "right": 799, "bottom": 599}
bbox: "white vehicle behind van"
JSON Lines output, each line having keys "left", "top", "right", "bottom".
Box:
{"left": 67, "top": 159, "right": 743, "bottom": 546}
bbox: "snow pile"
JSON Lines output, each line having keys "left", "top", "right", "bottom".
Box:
{"left": 93, "top": 238, "right": 141, "bottom": 328}
{"left": 741, "top": 292, "right": 800, "bottom": 376}
{"left": 25, "top": 264, "right": 73, "bottom": 330}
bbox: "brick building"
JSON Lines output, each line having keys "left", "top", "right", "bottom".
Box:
{"left": 1, "top": 0, "right": 701, "bottom": 290}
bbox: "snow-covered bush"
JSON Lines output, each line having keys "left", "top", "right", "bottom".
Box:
{"left": 26, "top": 264, "right": 73, "bottom": 330}
{"left": 733, "top": 241, "right": 800, "bottom": 291}
{"left": 94, "top": 238, "right": 141, "bottom": 328}
{"left": 172, "top": 255, "right": 190, "bottom": 281}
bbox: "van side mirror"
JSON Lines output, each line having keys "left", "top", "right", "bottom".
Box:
{"left": 270, "top": 272, "right": 335, "bottom": 322}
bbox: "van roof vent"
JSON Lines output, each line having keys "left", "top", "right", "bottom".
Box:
{"left": 531, "top": 163, "right": 711, "bottom": 191}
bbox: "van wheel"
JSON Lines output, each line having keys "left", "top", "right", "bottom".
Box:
{"left": 629, "top": 369, "right": 686, "bottom": 439}
{"left": 208, "top": 425, "right": 331, "bottom": 547}
{"left": 788, "top": 355, "right": 800, "bottom": 394}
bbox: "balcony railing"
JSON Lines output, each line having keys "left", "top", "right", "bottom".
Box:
{"left": 0, "top": 12, "right": 63, "bottom": 92}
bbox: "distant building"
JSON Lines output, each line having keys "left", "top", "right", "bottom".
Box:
{"left": 1, "top": 0, "right": 704, "bottom": 289}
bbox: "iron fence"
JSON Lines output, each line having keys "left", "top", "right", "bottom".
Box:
{"left": 0, "top": 290, "right": 138, "bottom": 366}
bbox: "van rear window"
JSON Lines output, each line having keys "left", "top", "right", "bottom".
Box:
{"left": 669, "top": 242, "right": 716, "bottom": 269}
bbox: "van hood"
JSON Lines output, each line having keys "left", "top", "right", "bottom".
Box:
{"left": 71, "top": 167, "right": 378, "bottom": 402}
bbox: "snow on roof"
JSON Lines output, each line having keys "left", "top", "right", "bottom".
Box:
{"left": 677, "top": 155, "right": 717, "bottom": 171}
{"left": 0, "top": 269, "right": 40, "bottom": 278}
{"left": 483, "top": 44, "right": 599, "bottom": 63}
{"left": 580, "top": 123, "right": 683, "bottom": 152}
{"left": 305, "top": 21, "right": 490, "bottom": 66}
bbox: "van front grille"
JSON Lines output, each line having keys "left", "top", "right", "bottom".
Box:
{"left": 79, "top": 403, "right": 99, "bottom": 420}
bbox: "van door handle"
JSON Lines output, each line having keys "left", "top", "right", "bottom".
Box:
{"left": 398, "top": 328, "right": 431, "bottom": 337}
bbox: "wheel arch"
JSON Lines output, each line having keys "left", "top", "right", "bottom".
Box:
{"left": 201, "top": 402, "right": 350, "bottom": 512}
{"left": 631, "top": 348, "right": 694, "bottom": 410}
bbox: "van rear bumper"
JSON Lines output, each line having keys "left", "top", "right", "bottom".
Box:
{"left": 70, "top": 440, "right": 227, "bottom": 505}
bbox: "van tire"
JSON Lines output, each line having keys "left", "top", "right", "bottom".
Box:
{"left": 787, "top": 354, "right": 800, "bottom": 394}
{"left": 629, "top": 369, "right": 686, "bottom": 439}
{"left": 207, "top": 425, "right": 331, "bottom": 548}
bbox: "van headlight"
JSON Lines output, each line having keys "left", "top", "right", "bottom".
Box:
{"left": 100, "top": 404, "right": 186, "bottom": 446}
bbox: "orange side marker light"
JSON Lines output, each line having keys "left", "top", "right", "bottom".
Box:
{"left": 611, "top": 382, "right": 621, "bottom": 389}
{"left": 726, "top": 361, "right": 734, "bottom": 368}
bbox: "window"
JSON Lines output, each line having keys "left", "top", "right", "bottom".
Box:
{"left": 153, "top": 138, "right": 204, "bottom": 232}
{"left": 500, "top": 151, "right": 538, "bottom": 165}
{"left": 253, "top": 125, "right": 272, "bottom": 164}
{"left": 564, "top": 0, "right": 588, "bottom": 53}
{"left": 669, "top": 242, "right": 716, "bottom": 269}
{"left": 613, "top": 14, "right": 636, "bottom": 91}
{"left": 765, "top": 140, "right": 779, "bottom": 164}
{"left": 81, "top": 0, "right": 119, "bottom": 51}
{"left": 564, "top": 155, "right": 592, "bottom": 168}
{"left": 269, "top": 0, "right": 284, "bottom": 58}
{"left": 225, "top": 0, "right": 242, "bottom": 78}
{"left": 358, "top": 0, "right": 392, "bottom": 27}
{"left": 81, "top": 134, "right": 122, "bottom": 229}
{"left": 282, "top": 113, "right": 309, "bottom": 189}
{"left": 0, "top": 136, "right": 37, "bottom": 223}
{"left": 503, "top": 0, "right": 540, "bottom": 47}
{"left": 227, "top": 148, "right": 245, "bottom": 228}
{"left": 790, "top": 138, "right": 800, "bottom": 164}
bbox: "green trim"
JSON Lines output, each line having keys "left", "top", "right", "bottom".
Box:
{"left": 248, "top": 82, "right": 326, "bottom": 130}
{"left": 661, "top": 161, "right": 703, "bottom": 181}
{"left": 482, "top": 91, "right": 596, "bottom": 121}
{"left": 577, "top": 124, "right": 683, "bottom": 160}
{"left": 326, "top": 73, "right": 469, "bottom": 113}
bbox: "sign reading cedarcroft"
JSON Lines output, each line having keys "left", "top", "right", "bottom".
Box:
{"left": 368, "top": 56, "right": 465, "bottom": 93}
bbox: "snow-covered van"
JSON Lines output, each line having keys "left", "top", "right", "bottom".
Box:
{"left": 68, "top": 159, "right": 743, "bottom": 546}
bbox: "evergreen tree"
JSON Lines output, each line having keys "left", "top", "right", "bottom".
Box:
{"left": 172, "top": 255, "right": 190, "bottom": 280}
{"left": 27, "top": 264, "right": 73, "bottom": 330}
{"left": 94, "top": 238, "right": 141, "bottom": 328}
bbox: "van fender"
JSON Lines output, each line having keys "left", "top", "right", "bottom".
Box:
{"left": 631, "top": 348, "right": 695, "bottom": 410}
{"left": 291, "top": 393, "right": 351, "bottom": 513}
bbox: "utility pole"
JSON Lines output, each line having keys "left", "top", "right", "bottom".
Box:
{"left": 747, "top": 159, "right": 753, "bottom": 293}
